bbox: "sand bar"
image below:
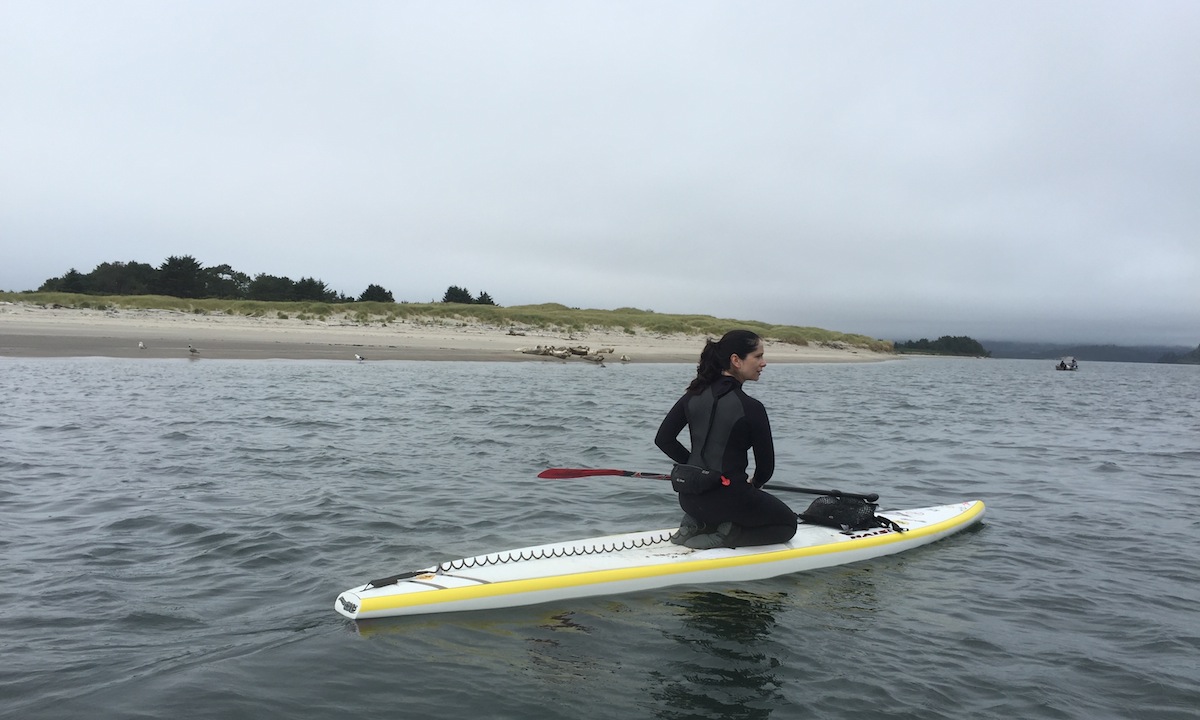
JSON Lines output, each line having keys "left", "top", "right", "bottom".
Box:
{"left": 0, "top": 302, "right": 892, "bottom": 364}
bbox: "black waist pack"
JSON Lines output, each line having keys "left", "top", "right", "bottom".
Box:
{"left": 799, "top": 495, "right": 904, "bottom": 533}
{"left": 670, "top": 464, "right": 724, "bottom": 495}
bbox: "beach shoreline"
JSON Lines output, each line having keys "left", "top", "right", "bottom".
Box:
{"left": 0, "top": 302, "right": 893, "bottom": 363}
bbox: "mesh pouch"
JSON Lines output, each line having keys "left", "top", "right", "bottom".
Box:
{"left": 799, "top": 495, "right": 903, "bottom": 533}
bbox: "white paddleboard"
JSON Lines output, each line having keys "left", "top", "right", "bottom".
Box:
{"left": 335, "top": 500, "right": 984, "bottom": 620}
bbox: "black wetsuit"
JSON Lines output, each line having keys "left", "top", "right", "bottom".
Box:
{"left": 654, "top": 376, "right": 797, "bottom": 547}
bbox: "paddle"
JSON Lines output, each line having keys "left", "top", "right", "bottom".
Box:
{"left": 539, "top": 468, "right": 672, "bottom": 480}
{"left": 537, "top": 467, "right": 879, "bottom": 502}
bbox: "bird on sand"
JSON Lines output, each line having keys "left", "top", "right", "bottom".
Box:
{"left": 188, "top": 345, "right": 200, "bottom": 356}
{"left": 355, "top": 353, "right": 366, "bottom": 362}
{"left": 138, "top": 341, "right": 146, "bottom": 350}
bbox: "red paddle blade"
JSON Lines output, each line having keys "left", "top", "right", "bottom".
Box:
{"left": 537, "top": 468, "right": 627, "bottom": 479}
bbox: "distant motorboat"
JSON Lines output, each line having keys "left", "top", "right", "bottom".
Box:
{"left": 1055, "top": 356, "right": 1079, "bottom": 371}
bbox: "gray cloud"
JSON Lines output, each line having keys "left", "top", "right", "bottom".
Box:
{"left": 2, "top": 1, "right": 1197, "bottom": 345}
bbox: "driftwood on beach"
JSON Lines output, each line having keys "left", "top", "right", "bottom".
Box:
{"left": 515, "top": 345, "right": 628, "bottom": 363}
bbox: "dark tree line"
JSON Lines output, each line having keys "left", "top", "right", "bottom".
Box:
{"left": 895, "top": 335, "right": 991, "bottom": 357}
{"left": 441, "top": 285, "right": 496, "bottom": 305}
{"left": 36, "top": 257, "right": 497, "bottom": 306}
{"left": 39, "top": 256, "right": 354, "bottom": 302}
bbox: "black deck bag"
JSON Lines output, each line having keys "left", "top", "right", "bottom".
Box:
{"left": 799, "top": 495, "right": 903, "bottom": 533}
{"left": 670, "top": 463, "right": 724, "bottom": 495}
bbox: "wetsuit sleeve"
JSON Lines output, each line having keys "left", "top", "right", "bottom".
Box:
{"left": 748, "top": 400, "right": 775, "bottom": 487}
{"left": 654, "top": 394, "right": 691, "bottom": 465}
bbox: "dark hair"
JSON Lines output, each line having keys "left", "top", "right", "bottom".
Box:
{"left": 686, "top": 329, "right": 762, "bottom": 393}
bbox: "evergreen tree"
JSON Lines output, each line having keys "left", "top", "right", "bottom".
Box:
{"left": 475, "top": 291, "right": 496, "bottom": 306}
{"left": 895, "top": 335, "right": 990, "bottom": 357}
{"left": 203, "top": 264, "right": 251, "bottom": 299}
{"left": 60, "top": 268, "right": 85, "bottom": 294}
{"left": 248, "top": 273, "right": 296, "bottom": 301}
{"left": 358, "top": 284, "right": 394, "bottom": 303}
{"left": 442, "top": 285, "right": 474, "bottom": 303}
{"left": 156, "top": 255, "right": 206, "bottom": 298}
{"left": 294, "top": 277, "right": 337, "bottom": 302}
{"left": 86, "top": 261, "right": 157, "bottom": 295}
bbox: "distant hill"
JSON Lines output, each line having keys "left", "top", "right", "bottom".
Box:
{"left": 982, "top": 340, "right": 1196, "bottom": 364}
{"left": 1158, "top": 345, "right": 1200, "bottom": 365}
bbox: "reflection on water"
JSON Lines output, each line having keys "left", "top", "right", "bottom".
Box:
{"left": 521, "top": 610, "right": 601, "bottom": 685}
{"left": 788, "top": 565, "right": 882, "bottom": 632}
{"left": 648, "top": 590, "right": 789, "bottom": 720}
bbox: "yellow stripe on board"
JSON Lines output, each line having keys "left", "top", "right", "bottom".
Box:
{"left": 358, "top": 500, "right": 985, "bottom": 616}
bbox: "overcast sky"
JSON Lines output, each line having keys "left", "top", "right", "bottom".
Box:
{"left": 2, "top": 1, "right": 1197, "bottom": 345}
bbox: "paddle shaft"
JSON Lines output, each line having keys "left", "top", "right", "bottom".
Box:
{"left": 537, "top": 468, "right": 879, "bottom": 503}
{"left": 537, "top": 468, "right": 670, "bottom": 480}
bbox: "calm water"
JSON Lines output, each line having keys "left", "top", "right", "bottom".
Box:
{"left": 1, "top": 357, "right": 1197, "bottom": 719}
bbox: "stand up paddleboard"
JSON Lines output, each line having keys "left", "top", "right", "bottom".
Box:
{"left": 335, "top": 500, "right": 984, "bottom": 620}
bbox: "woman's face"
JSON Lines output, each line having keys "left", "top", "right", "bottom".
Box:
{"left": 728, "top": 340, "right": 766, "bottom": 382}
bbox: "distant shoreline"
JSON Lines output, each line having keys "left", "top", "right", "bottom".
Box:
{"left": 0, "top": 302, "right": 893, "bottom": 363}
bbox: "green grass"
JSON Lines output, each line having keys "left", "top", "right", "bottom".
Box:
{"left": 0, "top": 292, "right": 894, "bottom": 352}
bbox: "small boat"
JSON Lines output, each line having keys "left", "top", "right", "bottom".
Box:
{"left": 334, "top": 500, "right": 985, "bottom": 620}
{"left": 1055, "top": 356, "right": 1079, "bottom": 371}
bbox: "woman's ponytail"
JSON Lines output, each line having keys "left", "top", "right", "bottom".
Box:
{"left": 687, "top": 339, "right": 724, "bottom": 392}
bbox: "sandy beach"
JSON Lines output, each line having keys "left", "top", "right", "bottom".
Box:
{"left": 0, "top": 302, "right": 891, "bottom": 363}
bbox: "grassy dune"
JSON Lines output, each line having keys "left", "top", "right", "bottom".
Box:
{"left": 0, "top": 292, "right": 894, "bottom": 353}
